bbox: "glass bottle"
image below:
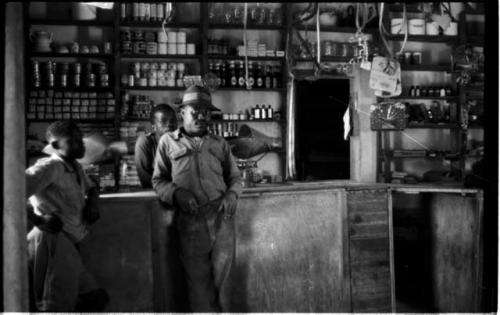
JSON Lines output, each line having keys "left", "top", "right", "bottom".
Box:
{"left": 220, "top": 62, "right": 226, "bottom": 87}
{"left": 238, "top": 61, "right": 245, "bottom": 87}
{"left": 248, "top": 61, "right": 254, "bottom": 88}
{"left": 267, "top": 105, "right": 273, "bottom": 120}
{"left": 254, "top": 105, "right": 261, "bottom": 119}
{"left": 229, "top": 61, "right": 237, "bottom": 87}
{"left": 409, "top": 85, "right": 415, "bottom": 97}
{"left": 264, "top": 64, "right": 272, "bottom": 89}
{"left": 261, "top": 104, "right": 267, "bottom": 119}
{"left": 415, "top": 85, "right": 420, "bottom": 97}
{"left": 256, "top": 62, "right": 264, "bottom": 88}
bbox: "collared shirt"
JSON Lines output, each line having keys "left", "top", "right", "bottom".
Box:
{"left": 134, "top": 132, "right": 159, "bottom": 188}
{"left": 26, "top": 154, "right": 94, "bottom": 242}
{"left": 152, "top": 128, "right": 241, "bottom": 207}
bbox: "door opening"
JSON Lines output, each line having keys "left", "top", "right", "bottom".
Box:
{"left": 295, "top": 78, "right": 350, "bottom": 181}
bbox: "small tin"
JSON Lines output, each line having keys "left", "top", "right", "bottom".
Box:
{"left": 412, "top": 52, "right": 422, "bottom": 65}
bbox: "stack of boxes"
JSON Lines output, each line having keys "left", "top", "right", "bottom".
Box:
{"left": 27, "top": 90, "right": 115, "bottom": 120}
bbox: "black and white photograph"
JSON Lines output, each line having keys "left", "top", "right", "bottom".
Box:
{"left": 1, "top": 1, "right": 498, "bottom": 313}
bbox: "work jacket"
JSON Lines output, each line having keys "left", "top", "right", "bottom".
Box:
{"left": 152, "top": 128, "right": 241, "bottom": 208}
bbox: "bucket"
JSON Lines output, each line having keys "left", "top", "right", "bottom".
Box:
{"left": 72, "top": 3, "right": 97, "bottom": 20}
{"left": 391, "top": 18, "right": 406, "bottom": 34}
{"left": 408, "top": 19, "right": 425, "bottom": 35}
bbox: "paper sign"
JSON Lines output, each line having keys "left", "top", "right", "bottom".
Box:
{"left": 369, "top": 57, "right": 401, "bottom": 93}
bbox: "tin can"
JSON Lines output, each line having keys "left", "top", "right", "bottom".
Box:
{"left": 133, "top": 3, "right": 139, "bottom": 21}
{"left": 128, "top": 75, "right": 135, "bottom": 86}
{"left": 412, "top": 52, "right": 422, "bottom": 65}
{"left": 133, "top": 30, "right": 144, "bottom": 41}
{"left": 73, "top": 74, "right": 81, "bottom": 87}
{"left": 74, "top": 62, "right": 81, "bottom": 74}
{"left": 100, "top": 74, "right": 109, "bottom": 87}
{"left": 157, "top": 4, "right": 164, "bottom": 20}
{"left": 323, "top": 40, "right": 333, "bottom": 56}
{"left": 150, "top": 3, "right": 157, "bottom": 21}
{"left": 121, "top": 30, "right": 132, "bottom": 41}
{"left": 60, "top": 74, "right": 67, "bottom": 87}
{"left": 146, "top": 42, "right": 158, "bottom": 55}
{"left": 139, "top": 78, "right": 148, "bottom": 87}
{"left": 138, "top": 3, "right": 145, "bottom": 21}
{"left": 404, "top": 52, "right": 412, "bottom": 65}
{"left": 144, "top": 3, "right": 150, "bottom": 21}
{"left": 87, "top": 73, "right": 96, "bottom": 87}
{"left": 341, "top": 43, "right": 349, "bottom": 57}
{"left": 148, "top": 77, "right": 157, "bottom": 87}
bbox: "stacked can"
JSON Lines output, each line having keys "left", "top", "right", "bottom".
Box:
{"left": 97, "top": 64, "right": 109, "bottom": 87}
{"left": 32, "top": 61, "right": 41, "bottom": 87}
{"left": 73, "top": 62, "right": 81, "bottom": 87}
{"left": 158, "top": 31, "right": 168, "bottom": 54}
{"left": 45, "top": 61, "right": 55, "bottom": 87}
{"left": 177, "top": 31, "right": 186, "bottom": 55}
{"left": 120, "top": 30, "right": 132, "bottom": 54}
{"left": 145, "top": 31, "right": 157, "bottom": 55}
{"left": 57, "top": 62, "right": 69, "bottom": 88}
{"left": 132, "top": 30, "right": 146, "bottom": 54}
{"left": 167, "top": 31, "right": 177, "bottom": 55}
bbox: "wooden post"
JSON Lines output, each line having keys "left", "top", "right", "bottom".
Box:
{"left": 4, "top": 2, "right": 29, "bottom": 311}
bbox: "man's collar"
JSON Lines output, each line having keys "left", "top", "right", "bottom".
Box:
{"left": 173, "top": 128, "right": 216, "bottom": 140}
{"left": 51, "top": 154, "right": 77, "bottom": 173}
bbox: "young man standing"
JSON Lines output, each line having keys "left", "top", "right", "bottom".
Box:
{"left": 134, "top": 104, "right": 178, "bottom": 188}
{"left": 152, "top": 85, "right": 241, "bottom": 311}
{"left": 26, "top": 121, "right": 109, "bottom": 312}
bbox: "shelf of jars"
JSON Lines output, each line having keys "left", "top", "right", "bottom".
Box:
{"left": 29, "top": 19, "right": 114, "bottom": 26}
{"left": 121, "top": 86, "right": 186, "bottom": 91}
{"left": 214, "top": 87, "right": 285, "bottom": 92}
{"left": 294, "top": 56, "right": 353, "bottom": 62}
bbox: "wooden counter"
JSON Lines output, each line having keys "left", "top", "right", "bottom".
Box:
{"left": 79, "top": 181, "right": 483, "bottom": 312}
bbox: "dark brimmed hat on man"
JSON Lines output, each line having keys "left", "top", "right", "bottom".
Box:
{"left": 180, "top": 85, "right": 221, "bottom": 112}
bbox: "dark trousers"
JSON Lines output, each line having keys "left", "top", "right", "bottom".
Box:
{"left": 176, "top": 201, "right": 235, "bottom": 312}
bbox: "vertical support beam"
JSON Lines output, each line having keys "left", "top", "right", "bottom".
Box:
{"left": 4, "top": 2, "right": 29, "bottom": 311}
{"left": 387, "top": 189, "right": 396, "bottom": 312}
{"left": 200, "top": 2, "right": 208, "bottom": 75}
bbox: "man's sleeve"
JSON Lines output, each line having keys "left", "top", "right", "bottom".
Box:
{"left": 152, "top": 136, "right": 179, "bottom": 205}
{"left": 222, "top": 140, "right": 242, "bottom": 197}
{"left": 25, "top": 160, "right": 59, "bottom": 197}
{"left": 134, "top": 135, "right": 153, "bottom": 188}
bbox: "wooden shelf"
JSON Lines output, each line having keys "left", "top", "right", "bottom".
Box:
{"left": 406, "top": 123, "right": 459, "bottom": 129}
{"left": 207, "top": 55, "right": 284, "bottom": 61}
{"left": 121, "top": 86, "right": 185, "bottom": 91}
{"left": 29, "top": 87, "right": 114, "bottom": 92}
{"left": 29, "top": 19, "right": 113, "bottom": 26}
{"left": 295, "top": 56, "right": 352, "bottom": 62}
{"left": 214, "top": 87, "right": 285, "bottom": 92}
{"left": 27, "top": 119, "right": 114, "bottom": 123}
{"left": 120, "top": 21, "right": 200, "bottom": 28}
{"left": 29, "top": 52, "right": 114, "bottom": 59}
{"left": 120, "top": 54, "right": 201, "bottom": 59}
{"left": 386, "top": 96, "right": 457, "bottom": 100}
{"left": 388, "top": 35, "right": 458, "bottom": 43}
{"left": 211, "top": 119, "right": 285, "bottom": 123}
{"left": 209, "top": 23, "right": 284, "bottom": 30}
{"left": 295, "top": 25, "right": 378, "bottom": 34}
{"left": 401, "top": 64, "right": 451, "bottom": 72}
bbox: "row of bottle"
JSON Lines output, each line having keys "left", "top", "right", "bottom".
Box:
{"left": 220, "top": 104, "right": 275, "bottom": 121}
{"left": 209, "top": 61, "right": 282, "bottom": 89}
{"left": 408, "top": 86, "right": 454, "bottom": 97}
{"left": 120, "top": 3, "right": 173, "bottom": 22}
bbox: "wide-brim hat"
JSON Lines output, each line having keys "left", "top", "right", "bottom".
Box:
{"left": 180, "top": 85, "right": 221, "bottom": 112}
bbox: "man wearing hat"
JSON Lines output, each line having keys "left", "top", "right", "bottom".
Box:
{"left": 152, "top": 85, "right": 241, "bottom": 312}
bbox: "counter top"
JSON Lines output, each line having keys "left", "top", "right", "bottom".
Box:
{"left": 100, "top": 181, "right": 481, "bottom": 200}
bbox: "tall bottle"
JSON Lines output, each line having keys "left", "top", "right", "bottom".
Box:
{"left": 267, "top": 104, "right": 273, "bottom": 120}
{"left": 260, "top": 104, "right": 267, "bottom": 119}
{"left": 256, "top": 62, "right": 264, "bottom": 88}
{"left": 220, "top": 62, "right": 226, "bottom": 87}
{"left": 254, "top": 105, "right": 261, "bottom": 119}
{"left": 264, "top": 64, "right": 272, "bottom": 89}
{"left": 238, "top": 61, "right": 245, "bottom": 87}
{"left": 229, "top": 61, "right": 237, "bottom": 87}
{"left": 247, "top": 61, "right": 254, "bottom": 89}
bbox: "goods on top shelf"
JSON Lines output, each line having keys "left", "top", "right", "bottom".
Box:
{"left": 120, "top": 3, "right": 176, "bottom": 23}
{"left": 208, "top": 3, "right": 283, "bottom": 27}
{"left": 120, "top": 29, "right": 196, "bottom": 56}
{"left": 209, "top": 60, "right": 282, "bottom": 89}
{"left": 121, "top": 61, "right": 195, "bottom": 88}
{"left": 207, "top": 38, "right": 284, "bottom": 58}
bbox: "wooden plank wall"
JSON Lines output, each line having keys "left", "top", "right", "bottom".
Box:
{"left": 230, "top": 189, "right": 351, "bottom": 312}
{"left": 347, "top": 188, "right": 394, "bottom": 312}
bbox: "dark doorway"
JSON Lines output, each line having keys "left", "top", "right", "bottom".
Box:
{"left": 295, "top": 79, "right": 350, "bottom": 181}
